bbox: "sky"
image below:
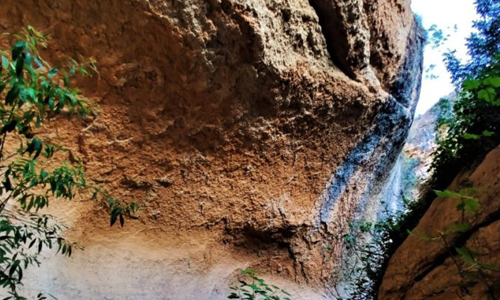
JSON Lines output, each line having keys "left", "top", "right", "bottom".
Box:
{"left": 411, "top": 0, "right": 477, "bottom": 115}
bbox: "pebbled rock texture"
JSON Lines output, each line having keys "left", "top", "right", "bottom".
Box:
{"left": 0, "top": 0, "right": 423, "bottom": 298}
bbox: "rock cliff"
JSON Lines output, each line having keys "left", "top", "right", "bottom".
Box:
{"left": 0, "top": 0, "right": 423, "bottom": 299}
{"left": 379, "top": 145, "right": 500, "bottom": 300}
{"left": 400, "top": 94, "right": 456, "bottom": 201}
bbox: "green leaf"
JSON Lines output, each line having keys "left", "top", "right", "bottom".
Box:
{"left": 12, "top": 41, "right": 25, "bottom": 60}
{"left": 128, "top": 202, "right": 139, "bottom": 213}
{"left": 445, "top": 222, "right": 471, "bottom": 234}
{"left": 1, "top": 56, "right": 8, "bottom": 70}
{"left": 462, "top": 79, "right": 481, "bottom": 90}
{"left": 34, "top": 56, "right": 44, "bottom": 70}
{"left": 456, "top": 247, "right": 476, "bottom": 265}
{"left": 9, "top": 260, "right": 20, "bottom": 277}
{"left": 17, "top": 265, "right": 23, "bottom": 281}
{"left": 483, "top": 76, "right": 500, "bottom": 88}
{"left": 1, "top": 120, "right": 17, "bottom": 134}
{"left": 482, "top": 130, "right": 495, "bottom": 137}
{"left": 20, "top": 125, "right": 33, "bottom": 139}
{"left": 15, "top": 56, "right": 24, "bottom": 77}
{"left": 3, "top": 177, "right": 12, "bottom": 191}
{"left": 478, "top": 89, "right": 493, "bottom": 102}
{"left": 434, "top": 190, "right": 463, "bottom": 199}
{"left": 462, "top": 133, "right": 480, "bottom": 140}
{"left": 25, "top": 87, "right": 35, "bottom": 101}
{"left": 408, "top": 230, "right": 436, "bottom": 241}
{"left": 48, "top": 68, "right": 58, "bottom": 80}
{"left": 5, "top": 84, "right": 20, "bottom": 104}
{"left": 110, "top": 208, "right": 121, "bottom": 227}
{"left": 479, "top": 86, "right": 498, "bottom": 103}
{"left": 463, "top": 197, "right": 481, "bottom": 213}
{"left": 26, "top": 138, "right": 42, "bottom": 158}
{"left": 47, "top": 96, "right": 55, "bottom": 110}
{"left": 63, "top": 74, "right": 69, "bottom": 87}
{"left": 480, "top": 262, "right": 500, "bottom": 272}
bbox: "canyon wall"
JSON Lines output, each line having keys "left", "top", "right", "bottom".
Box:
{"left": 380, "top": 144, "right": 500, "bottom": 300}
{"left": 0, "top": 0, "right": 423, "bottom": 299}
{"left": 401, "top": 94, "right": 456, "bottom": 201}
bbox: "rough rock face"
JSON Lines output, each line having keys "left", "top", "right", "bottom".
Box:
{"left": 379, "top": 145, "right": 500, "bottom": 300}
{"left": 0, "top": 0, "right": 423, "bottom": 299}
{"left": 400, "top": 94, "right": 456, "bottom": 201}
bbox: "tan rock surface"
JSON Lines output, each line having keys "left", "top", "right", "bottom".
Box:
{"left": 0, "top": 0, "right": 423, "bottom": 298}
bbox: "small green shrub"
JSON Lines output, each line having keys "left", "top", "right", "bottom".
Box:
{"left": 228, "top": 268, "right": 292, "bottom": 300}
{"left": 0, "top": 27, "right": 137, "bottom": 299}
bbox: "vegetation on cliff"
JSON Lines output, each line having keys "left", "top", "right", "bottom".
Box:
{"left": 227, "top": 268, "right": 292, "bottom": 300}
{"left": 394, "top": 0, "right": 500, "bottom": 245}
{"left": 395, "top": 0, "right": 500, "bottom": 251}
{"left": 342, "top": 1, "right": 500, "bottom": 299}
{"left": 0, "top": 27, "right": 137, "bottom": 299}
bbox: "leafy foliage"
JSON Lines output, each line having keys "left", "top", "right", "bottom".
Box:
{"left": 427, "top": 0, "right": 500, "bottom": 209}
{"left": 423, "top": 5, "right": 500, "bottom": 295}
{"left": 445, "top": 0, "right": 500, "bottom": 84}
{"left": 340, "top": 2, "right": 500, "bottom": 299}
{"left": 434, "top": 0, "right": 500, "bottom": 185}
{"left": 0, "top": 27, "right": 137, "bottom": 299}
{"left": 228, "top": 268, "right": 292, "bottom": 300}
{"left": 375, "top": 62, "right": 500, "bottom": 297}
{"left": 435, "top": 97, "right": 454, "bottom": 129}
{"left": 409, "top": 189, "right": 500, "bottom": 299}
{"left": 427, "top": 24, "right": 450, "bottom": 49}
{"left": 340, "top": 186, "right": 490, "bottom": 300}
{"left": 335, "top": 218, "right": 401, "bottom": 300}
{"left": 431, "top": 57, "right": 500, "bottom": 189}
{"left": 434, "top": 189, "right": 481, "bottom": 213}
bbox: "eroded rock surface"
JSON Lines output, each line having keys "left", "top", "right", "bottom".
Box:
{"left": 0, "top": 0, "right": 423, "bottom": 298}
{"left": 400, "top": 94, "right": 456, "bottom": 201}
{"left": 380, "top": 146, "right": 500, "bottom": 300}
